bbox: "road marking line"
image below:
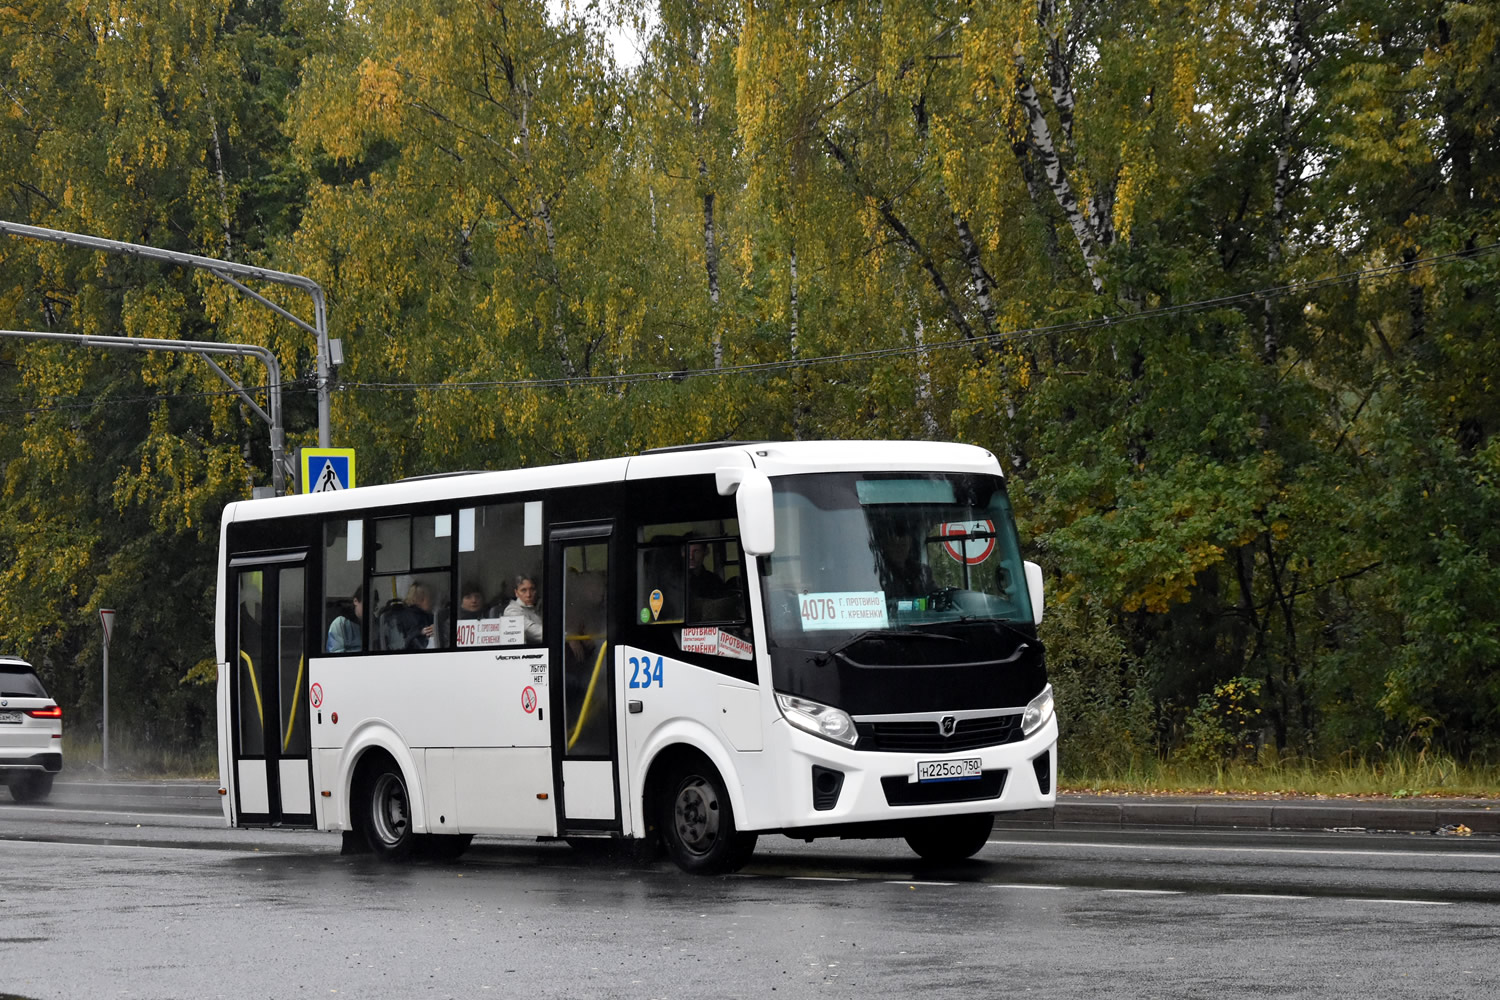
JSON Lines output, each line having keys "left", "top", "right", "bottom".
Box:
{"left": 884, "top": 880, "right": 954, "bottom": 886}
{"left": 1101, "top": 888, "right": 1184, "bottom": 895}
{"left": 991, "top": 883, "right": 1066, "bottom": 890}
{"left": 1217, "top": 893, "right": 1310, "bottom": 900}
{"left": 0, "top": 837, "right": 187, "bottom": 853}
{"left": 1368, "top": 899, "right": 1454, "bottom": 906}
{"left": 788, "top": 876, "right": 855, "bottom": 882}
{"left": 988, "top": 838, "right": 1500, "bottom": 862}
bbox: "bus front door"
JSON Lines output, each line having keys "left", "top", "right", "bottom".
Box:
{"left": 228, "top": 557, "right": 315, "bottom": 827}
{"left": 548, "top": 524, "right": 621, "bottom": 832}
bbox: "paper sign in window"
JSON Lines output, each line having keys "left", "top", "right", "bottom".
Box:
{"left": 798, "top": 592, "right": 890, "bottom": 631}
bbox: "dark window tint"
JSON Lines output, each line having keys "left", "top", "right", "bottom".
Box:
{"left": 0, "top": 667, "right": 47, "bottom": 698}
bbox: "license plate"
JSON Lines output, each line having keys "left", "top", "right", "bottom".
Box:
{"left": 917, "top": 758, "right": 982, "bottom": 782}
{"left": 0, "top": 711, "right": 21, "bottom": 724}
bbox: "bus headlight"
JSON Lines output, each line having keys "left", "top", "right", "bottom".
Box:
{"left": 1021, "top": 684, "right": 1054, "bottom": 737}
{"left": 775, "top": 693, "right": 858, "bottom": 747}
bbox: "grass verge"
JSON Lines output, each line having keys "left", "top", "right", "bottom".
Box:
{"left": 60, "top": 735, "right": 217, "bottom": 780}
{"left": 1062, "top": 751, "right": 1500, "bottom": 799}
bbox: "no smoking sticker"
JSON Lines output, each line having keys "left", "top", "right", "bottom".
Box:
{"left": 521, "top": 685, "right": 537, "bottom": 714}
{"left": 309, "top": 683, "right": 324, "bottom": 709}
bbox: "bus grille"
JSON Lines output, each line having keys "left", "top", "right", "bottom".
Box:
{"left": 857, "top": 713, "right": 1024, "bottom": 753}
{"left": 881, "top": 769, "right": 1007, "bottom": 806}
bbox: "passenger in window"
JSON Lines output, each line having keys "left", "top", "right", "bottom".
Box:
{"left": 876, "top": 527, "right": 935, "bottom": 598}
{"left": 326, "top": 586, "right": 364, "bottom": 653}
{"left": 687, "top": 539, "right": 731, "bottom": 600}
{"left": 379, "top": 582, "right": 436, "bottom": 650}
{"left": 458, "top": 582, "right": 487, "bottom": 621}
{"left": 687, "top": 538, "right": 742, "bottom": 621}
{"left": 503, "top": 574, "right": 544, "bottom": 644}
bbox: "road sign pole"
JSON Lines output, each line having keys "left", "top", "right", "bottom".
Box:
{"left": 100, "top": 609, "right": 115, "bottom": 772}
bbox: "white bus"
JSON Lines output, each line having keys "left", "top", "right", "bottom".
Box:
{"left": 215, "top": 440, "right": 1056, "bottom": 873}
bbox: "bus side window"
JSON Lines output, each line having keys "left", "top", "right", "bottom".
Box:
{"left": 368, "top": 514, "right": 452, "bottom": 650}
{"left": 634, "top": 520, "right": 752, "bottom": 669}
{"left": 323, "top": 519, "right": 364, "bottom": 654}
{"left": 457, "top": 501, "right": 544, "bottom": 647}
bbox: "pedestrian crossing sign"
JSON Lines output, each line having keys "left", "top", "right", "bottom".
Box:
{"left": 301, "top": 448, "right": 356, "bottom": 494}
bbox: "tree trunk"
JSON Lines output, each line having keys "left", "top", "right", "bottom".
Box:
{"left": 1014, "top": 72, "right": 1104, "bottom": 291}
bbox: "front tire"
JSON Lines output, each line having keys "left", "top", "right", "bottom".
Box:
{"left": 904, "top": 813, "right": 995, "bottom": 863}
{"left": 364, "top": 766, "right": 417, "bottom": 861}
{"left": 659, "top": 758, "right": 757, "bottom": 875}
{"left": 7, "top": 772, "right": 53, "bottom": 804}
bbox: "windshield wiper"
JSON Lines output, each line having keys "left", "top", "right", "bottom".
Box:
{"left": 913, "top": 615, "right": 1033, "bottom": 643}
{"left": 818, "top": 628, "right": 962, "bottom": 665}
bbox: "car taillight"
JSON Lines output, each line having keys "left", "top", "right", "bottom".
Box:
{"left": 26, "top": 705, "right": 61, "bottom": 719}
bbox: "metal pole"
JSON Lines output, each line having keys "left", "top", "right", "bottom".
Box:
{"left": 0, "top": 329, "right": 291, "bottom": 494}
{"left": 102, "top": 638, "right": 109, "bottom": 772}
{"left": 0, "top": 220, "right": 333, "bottom": 449}
{"left": 313, "top": 286, "right": 331, "bottom": 448}
{"left": 99, "top": 609, "right": 114, "bottom": 772}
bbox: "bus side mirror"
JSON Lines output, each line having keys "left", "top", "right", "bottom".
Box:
{"left": 717, "top": 467, "right": 775, "bottom": 556}
{"left": 1024, "top": 561, "right": 1044, "bottom": 625}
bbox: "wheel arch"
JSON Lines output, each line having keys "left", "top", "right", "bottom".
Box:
{"left": 633, "top": 720, "right": 750, "bottom": 841}
{"left": 337, "top": 723, "right": 427, "bottom": 836}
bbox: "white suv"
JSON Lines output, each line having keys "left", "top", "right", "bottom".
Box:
{"left": 0, "top": 656, "right": 62, "bottom": 803}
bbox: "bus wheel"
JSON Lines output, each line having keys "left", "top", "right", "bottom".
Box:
{"left": 659, "top": 759, "right": 757, "bottom": 875}
{"left": 904, "top": 813, "right": 995, "bottom": 863}
{"left": 365, "top": 766, "right": 416, "bottom": 861}
{"left": 7, "top": 772, "right": 53, "bottom": 804}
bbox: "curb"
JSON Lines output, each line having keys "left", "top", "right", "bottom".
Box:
{"left": 45, "top": 779, "right": 222, "bottom": 814}
{"left": 999, "top": 795, "right": 1500, "bottom": 835}
{"left": 30, "top": 780, "right": 1500, "bottom": 835}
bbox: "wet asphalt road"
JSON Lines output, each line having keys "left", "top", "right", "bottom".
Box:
{"left": 0, "top": 804, "right": 1496, "bottom": 1000}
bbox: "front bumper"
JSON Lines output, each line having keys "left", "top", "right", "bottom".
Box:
{"left": 766, "top": 714, "right": 1058, "bottom": 832}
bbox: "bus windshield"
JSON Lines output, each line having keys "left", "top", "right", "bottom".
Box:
{"left": 759, "top": 472, "right": 1033, "bottom": 652}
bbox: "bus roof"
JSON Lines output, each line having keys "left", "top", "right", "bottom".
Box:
{"left": 222, "top": 440, "right": 1002, "bottom": 524}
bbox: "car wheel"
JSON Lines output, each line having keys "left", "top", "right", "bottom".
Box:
{"left": 7, "top": 772, "right": 54, "bottom": 804}
{"left": 904, "top": 813, "right": 995, "bottom": 863}
{"left": 364, "top": 766, "right": 416, "bottom": 861}
{"left": 659, "top": 757, "right": 756, "bottom": 875}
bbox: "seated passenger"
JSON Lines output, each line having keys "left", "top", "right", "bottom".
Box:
{"left": 686, "top": 540, "right": 743, "bottom": 622}
{"left": 876, "top": 529, "right": 935, "bottom": 598}
{"left": 379, "top": 582, "right": 436, "bottom": 650}
{"left": 457, "top": 582, "right": 487, "bottom": 621}
{"left": 326, "top": 587, "right": 364, "bottom": 653}
{"left": 503, "top": 574, "right": 543, "bottom": 644}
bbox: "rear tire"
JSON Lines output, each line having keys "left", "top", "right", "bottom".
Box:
{"left": 658, "top": 757, "right": 757, "bottom": 875}
{"left": 7, "top": 772, "right": 54, "bottom": 804}
{"left": 363, "top": 765, "right": 417, "bottom": 861}
{"left": 904, "top": 813, "right": 995, "bottom": 863}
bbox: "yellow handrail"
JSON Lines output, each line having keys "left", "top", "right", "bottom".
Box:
{"left": 283, "top": 654, "right": 306, "bottom": 753}
{"left": 239, "top": 650, "right": 264, "bottom": 729}
{"left": 567, "top": 641, "right": 609, "bottom": 751}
